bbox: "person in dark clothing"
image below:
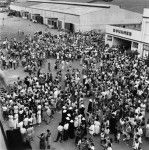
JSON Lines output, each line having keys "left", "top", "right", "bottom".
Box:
{"left": 54, "top": 123, "right": 63, "bottom": 143}
{"left": 68, "top": 120, "right": 75, "bottom": 139}
{"left": 46, "top": 129, "right": 51, "bottom": 149}
{"left": 75, "top": 128, "right": 82, "bottom": 145}
{"left": 38, "top": 133, "right": 46, "bottom": 150}
{"left": 87, "top": 99, "right": 93, "bottom": 113}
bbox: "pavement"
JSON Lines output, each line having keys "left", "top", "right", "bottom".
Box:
{"left": 0, "top": 12, "right": 149, "bottom": 150}
{"left": 0, "top": 12, "right": 59, "bottom": 42}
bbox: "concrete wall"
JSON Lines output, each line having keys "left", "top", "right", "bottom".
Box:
{"left": 43, "top": 10, "right": 80, "bottom": 31}
{"left": 105, "top": 34, "right": 113, "bottom": 47}
{"left": 141, "top": 9, "right": 149, "bottom": 44}
{"left": 106, "top": 25, "right": 142, "bottom": 42}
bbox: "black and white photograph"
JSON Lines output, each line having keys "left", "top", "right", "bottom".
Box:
{"left": 0, "top": 0, "right": 149, "bottom": 150}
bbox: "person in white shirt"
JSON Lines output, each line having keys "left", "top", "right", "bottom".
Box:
{"left": 146, "top": 120, "right": 149, "bottom": 138}
{"left": 8, "top": 114, "right": 14, "bottom": 129}
{"left": 133, "top": 139, "right": 140, "bottom": 150}
{"left": 63, "top": 122, "right": 69, "bottom": 141}
{"left": 54, "top": 123, "right": 63, "bottom": 142}
{"left": 37, "top": 110, "right": 41, "bottom": 125}
{"left": 20, "top": 127, "right": 27, "bottom": 142}
{"left": 89, "top": 123, "right": 95, "bottom": 136}
{"left": 107, "top": 143, "right": 112, "bottom": 150}
{"left": 94, "top": 119, "right": 101, "bottom": 135}
{"left": 2, "top": 105, "right": 7, "bottom": 120}
{"left": 23, "top": 116, "right": 29, "bottom": 127}
{"left": 90, "top": 143, "right": 95, "bottom": 150}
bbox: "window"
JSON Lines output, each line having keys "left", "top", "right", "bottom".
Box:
{"left": 107, "top": 35, "right": 112, "bottom": 41}
{"left": 133, "top": 42, "right": 138, "bottom": 49}
{"left": 143, "top": 44, "right": 149, "bottom": 58}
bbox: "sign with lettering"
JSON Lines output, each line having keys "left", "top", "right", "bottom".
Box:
{"left": 113, "top": 29, "right": 132, "bottom": 36}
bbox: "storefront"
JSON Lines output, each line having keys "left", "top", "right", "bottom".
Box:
{"left": 105, "top": 8, "right": 149, "bottom": 58}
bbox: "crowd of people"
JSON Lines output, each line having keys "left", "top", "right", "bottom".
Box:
{"left": 0, "top": 30, "right": 149, "bottom": 150}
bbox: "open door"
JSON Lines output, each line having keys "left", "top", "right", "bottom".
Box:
{"left": 65, "top": 23, "right": 74, "bottom": 33}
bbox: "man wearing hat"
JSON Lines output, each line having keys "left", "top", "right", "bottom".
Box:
{"left": 63, "top": 117, "right": 70, "bottom": 141}
{"left": 62, "top": 108, "right": 67, "bottom": 124}
{"left": 81, "top": 117, "right": 87, "bottom": 137}
{"left": 68, "top": 119, "right": 75, "bottom": 139}
{"left": 54, "top": 122, "right": 63, "bottom": 143}
{"left": 79, "top": 104, "right": 85, "bottom": 116}
{"left": 68, "top": 106, "right": 73, "bottom": 117}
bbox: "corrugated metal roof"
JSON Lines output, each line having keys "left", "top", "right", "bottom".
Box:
{"left": 28, "top": 0, "right": 111, "bottom": 8}
{"left": 50, "top": 0, "right": 92, "bottom": 2}
{"left": 29, "top": 3, "right": 104, "bottom": 15}
{"left": 10, "top": 1, "right": 40, "bottom": 7}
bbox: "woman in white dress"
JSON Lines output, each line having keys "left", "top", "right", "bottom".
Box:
{"left": 23, "top": 115, "right": 29, "bottom": 127}
{"left": 8, "top": 114, "right": 14, "bottom": 129}
{"left": 37, "top": 110, "right": 41, "bottom": 125}
{"left": 94, "top": 119, "right": 101, "bottom": 135}
{"left": 18, "top": 121, "right": 23, "bottom": 130}
{"left": 89, "top": 123, "right": 95, "bottom": 136}
{"left": 13, "top": 115, "right": 18, "bottom": 129}
{"left": 32, "top": 113, "right": 37, "bottom": 125}
{"left": 20, "top": 126, "right": 27, "bottom": 142}
{"left": 14, "top": 113, "right": 19, "bottom": 126}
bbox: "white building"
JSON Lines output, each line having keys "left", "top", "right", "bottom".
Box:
{"left": 105, "top": 8, "right": 149, "bottom": 58}
{"left": 10, "top": 0, "right": 142, "bottom": 32}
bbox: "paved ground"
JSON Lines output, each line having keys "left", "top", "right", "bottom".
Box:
{"left": 0, "top": 13, "right": 149, "bottom": 150}
{"left": 0, "top": 13, "right": 59, "bottom": 42}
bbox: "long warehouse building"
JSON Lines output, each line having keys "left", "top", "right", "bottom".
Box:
{"left": 9, "top": 0, "right": 142, "bottom": 32}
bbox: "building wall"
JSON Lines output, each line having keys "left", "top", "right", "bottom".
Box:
{"left": 43, "top": 10, "right": 80, "bottom": 31}
{"left": 105, "top": 33, "right": 144, "bottom": 56}
{"left": 141, "top": 9, "right": 149, "bottom": 44}
{"left": 105, "top": 34, "right": 113, "bottom": 47}
{"left": 106, "top": 25, "right": 142, "bottom": 42}
{"left": 10, "top": 4, "right": 81, "bottom": 31}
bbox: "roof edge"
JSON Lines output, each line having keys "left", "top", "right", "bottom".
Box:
{"left": 27, "top": 0, "right": 111, "bottom": 8}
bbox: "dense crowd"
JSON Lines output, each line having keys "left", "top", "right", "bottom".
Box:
{"left": 0, "top": 30, "right": 149, "bottom": 150}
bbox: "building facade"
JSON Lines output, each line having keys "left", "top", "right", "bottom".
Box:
{"left": 105, "top": 8, "right": 149, "bottom": 58}
{"left": 9, "top": 0, "right": 142, "bottom": 32}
